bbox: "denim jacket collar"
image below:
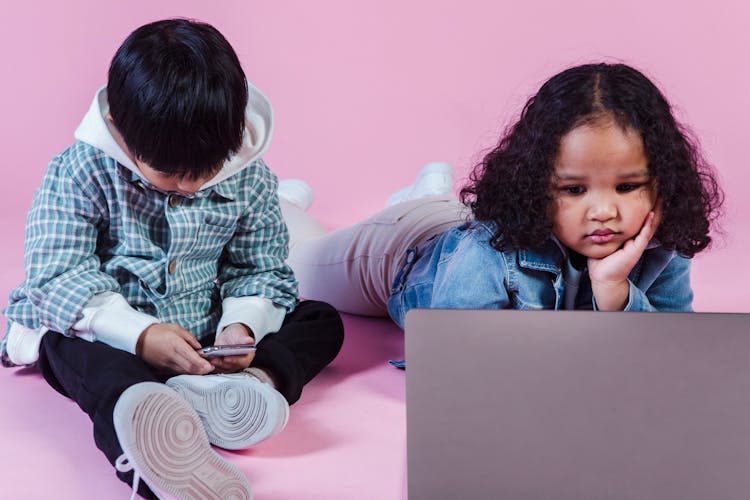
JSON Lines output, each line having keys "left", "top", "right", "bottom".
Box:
{"left": 517, "top": 235, "right": 662, "bottom": 280}
{"left": 518, "top": 237, "right": 566, "bottom": 275}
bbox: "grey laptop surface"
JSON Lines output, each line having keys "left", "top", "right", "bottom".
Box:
{"left": 405, "top": 309, "right": 750, "bottom": 500}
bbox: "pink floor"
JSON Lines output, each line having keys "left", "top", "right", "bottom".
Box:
{"left": 0, "top": 313, "right": 408, "bottom": 499}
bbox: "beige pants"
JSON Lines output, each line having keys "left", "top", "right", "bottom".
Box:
{"left": 282, "top": 196, "right": 468, "bottom": 316}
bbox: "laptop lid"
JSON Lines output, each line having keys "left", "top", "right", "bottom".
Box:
{"left": 405, "top": 309, "right": 750, "bottom": 500}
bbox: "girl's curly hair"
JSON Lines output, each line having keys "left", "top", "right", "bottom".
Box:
{"left": 460, "top": 63, "right": 723, "bottom": 258}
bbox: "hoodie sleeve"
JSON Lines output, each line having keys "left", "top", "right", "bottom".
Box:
{"left": 216, "top": 161, "right": 298, "bottom": 340}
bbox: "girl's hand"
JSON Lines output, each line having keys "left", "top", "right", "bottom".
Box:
{"left": 136, "top": 323, "right": 215, "bottom": 375}
{"left": 209, "top": 323, "right": 256, "bottom": 373}
{"left": 588, "top": 210, "right": 660, "bottom": 310}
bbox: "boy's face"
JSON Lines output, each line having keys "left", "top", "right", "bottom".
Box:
{"left": 549, "top": 121, "right": 657, "bottom": 260}
{"left": 106, "top": 113, "right": 220, "bottom": 195}
{"left": 135, "top": 159, "right": 219, "bottom": 195}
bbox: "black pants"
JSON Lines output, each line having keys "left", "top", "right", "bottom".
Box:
{"left": 37, "top": 300, "right": 343, "bottom": 498}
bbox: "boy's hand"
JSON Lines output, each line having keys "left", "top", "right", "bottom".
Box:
{"left": 588, "top": 209, "right": 660, "bottom": 311}
{"left": 136, "top": 323, "right": 214, "bottom": 375}
{"left": 210, "top": 323, "right": 256, "bottom": 374}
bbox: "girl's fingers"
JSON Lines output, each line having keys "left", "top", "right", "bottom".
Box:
{"left": 633, "top": 212, "right": 656, "bottom": 250}
{"left": 642, "top": 198, "right": 662, "bottom": 242}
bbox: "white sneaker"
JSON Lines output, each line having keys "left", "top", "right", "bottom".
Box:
{"left": 113, "top": 382, "right": 252, "bottom": 500}
{"left": 386, "top": 162, "right": 455, "bottom": 207}
{"left": 166, "top": 373, "right": 290, "bottom": 450}
{"left": 278, "top": 179, "right": 314, "bottom": 211}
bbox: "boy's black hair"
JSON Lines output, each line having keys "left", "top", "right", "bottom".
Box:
{"left": 460, "top": 63, "right": 723, "bottom": 258}
{"left": 107, "top": 19, "right": 248, "bottom": 179}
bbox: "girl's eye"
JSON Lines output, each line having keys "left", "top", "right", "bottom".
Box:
{"left": 616, "top": 183, "right": 644, "bottom": 193}
{"left": 560, "top": 185, "right": 585, "bottom": 196}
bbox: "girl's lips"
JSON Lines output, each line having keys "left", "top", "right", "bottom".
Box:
{"left": 590, "top": 233, "right": 615, "bottom": 243}
{"left": 588, "top": 230, "right": 617, "bottom": 244}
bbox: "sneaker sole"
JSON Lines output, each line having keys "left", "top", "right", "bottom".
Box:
{"left": 113, "top": 382, "right": 252, "bottom": 500}
{"left": 166, "top": 375, "right": 290, "bottom": 450}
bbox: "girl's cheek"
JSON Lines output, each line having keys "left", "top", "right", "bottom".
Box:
{"left": 635, "top": 191, "right": 657, "bottom": 212}
{"left": 638, "top": 189, "right": 655, "bottom": 202}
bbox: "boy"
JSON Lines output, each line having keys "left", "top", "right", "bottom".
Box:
{"left": 1, "top": 19, "right": 343, "bottom": 499}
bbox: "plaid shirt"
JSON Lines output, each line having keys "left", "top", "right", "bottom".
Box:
{"left": 4, "top": 140, "right": 298, "bottom": 344}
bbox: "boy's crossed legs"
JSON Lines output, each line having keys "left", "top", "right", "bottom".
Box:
{"left": 37, "top": 300, "right": 343, "bottom": 499}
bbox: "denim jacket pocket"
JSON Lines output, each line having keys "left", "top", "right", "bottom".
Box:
{"left": 391, "top": 247, "right": 419, "bottom": 293}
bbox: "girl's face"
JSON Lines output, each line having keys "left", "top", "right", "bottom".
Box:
{"left": 550, "top": 120, "right": 657, "bottom": 260}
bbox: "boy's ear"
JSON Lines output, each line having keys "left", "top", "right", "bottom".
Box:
{"left": 106, "top": 112, "right": 114, "bottom": 123}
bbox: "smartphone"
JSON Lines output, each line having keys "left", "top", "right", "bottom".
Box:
{"left": 198, "top": 344, "right": 256, "bottom": 358}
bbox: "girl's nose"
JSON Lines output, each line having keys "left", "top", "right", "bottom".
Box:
{"left": 587, "top": 197, "right": 617, "bottom": 221}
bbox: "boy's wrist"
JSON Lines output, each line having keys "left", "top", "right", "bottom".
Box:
{"left": 223, "top": 322, "right": 255, "bottom": 339}
{"left": 216, "top": 296, "right": 285, "bottom": 344}
{"left": 135, "top": 324, "right": 154, "bottom": 356}
{"left": 218, "top": 323, "right": 256, "bottom": 345}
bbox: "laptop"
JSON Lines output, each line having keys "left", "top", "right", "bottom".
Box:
{"left": 405, "top": 309, "right": 750, "bottom": 500}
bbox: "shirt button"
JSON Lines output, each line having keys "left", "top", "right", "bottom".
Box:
{"left": 140, "top": 280, "right": 150, "bottom": 291}
{"left": 168, "top": 260, "right": 177, "bottom": 274}
{"left": 168, "top": 196, "right": 180, "bottom": 208}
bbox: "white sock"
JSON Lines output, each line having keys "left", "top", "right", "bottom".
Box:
{"left": 386, "top": 162, "right": 455, "bottom": 207}
{"left": 278, "top": 179, "right": 314, "bottom": 211}
{"left": 243, "top": 367, "right": 277, "bottom": 389}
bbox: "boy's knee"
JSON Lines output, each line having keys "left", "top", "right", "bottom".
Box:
{"left": 301, "top": 299, "right": 343, "bottom": 332}
{"left": 294, "top": 299, "right": 340, "bottom": 321}
{"left": 291, "top": 300, "right": 344, "bottom": 351}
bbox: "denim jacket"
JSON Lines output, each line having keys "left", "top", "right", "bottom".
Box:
{"left": 386, "top": 221, "right": 692, "bottom": 328}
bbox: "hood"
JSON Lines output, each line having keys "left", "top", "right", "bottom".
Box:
{"left": 74, "top": 81, "right": 274, "bottom": 189}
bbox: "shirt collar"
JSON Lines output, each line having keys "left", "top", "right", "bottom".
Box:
{"left": 118, "top": 164, "right": 237, "bottom": 201}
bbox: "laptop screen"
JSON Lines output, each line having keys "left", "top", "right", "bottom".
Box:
{"left": 406, "top": 309, "right": 750, "bottom": 500}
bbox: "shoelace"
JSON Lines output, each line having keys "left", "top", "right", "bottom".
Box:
{"left": 114, "top": 453, "right": 140, "bottom": 500}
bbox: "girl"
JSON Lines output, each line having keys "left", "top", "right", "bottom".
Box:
{"left": 278, "top": 63, "right": 723, "bottom": 329}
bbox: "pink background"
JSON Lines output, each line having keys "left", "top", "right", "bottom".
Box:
{"left": 0, "top": 1, "right": 748, "bottom": 498}
{"left": 1, "top": 0, "right": 748, "bottom": 311}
